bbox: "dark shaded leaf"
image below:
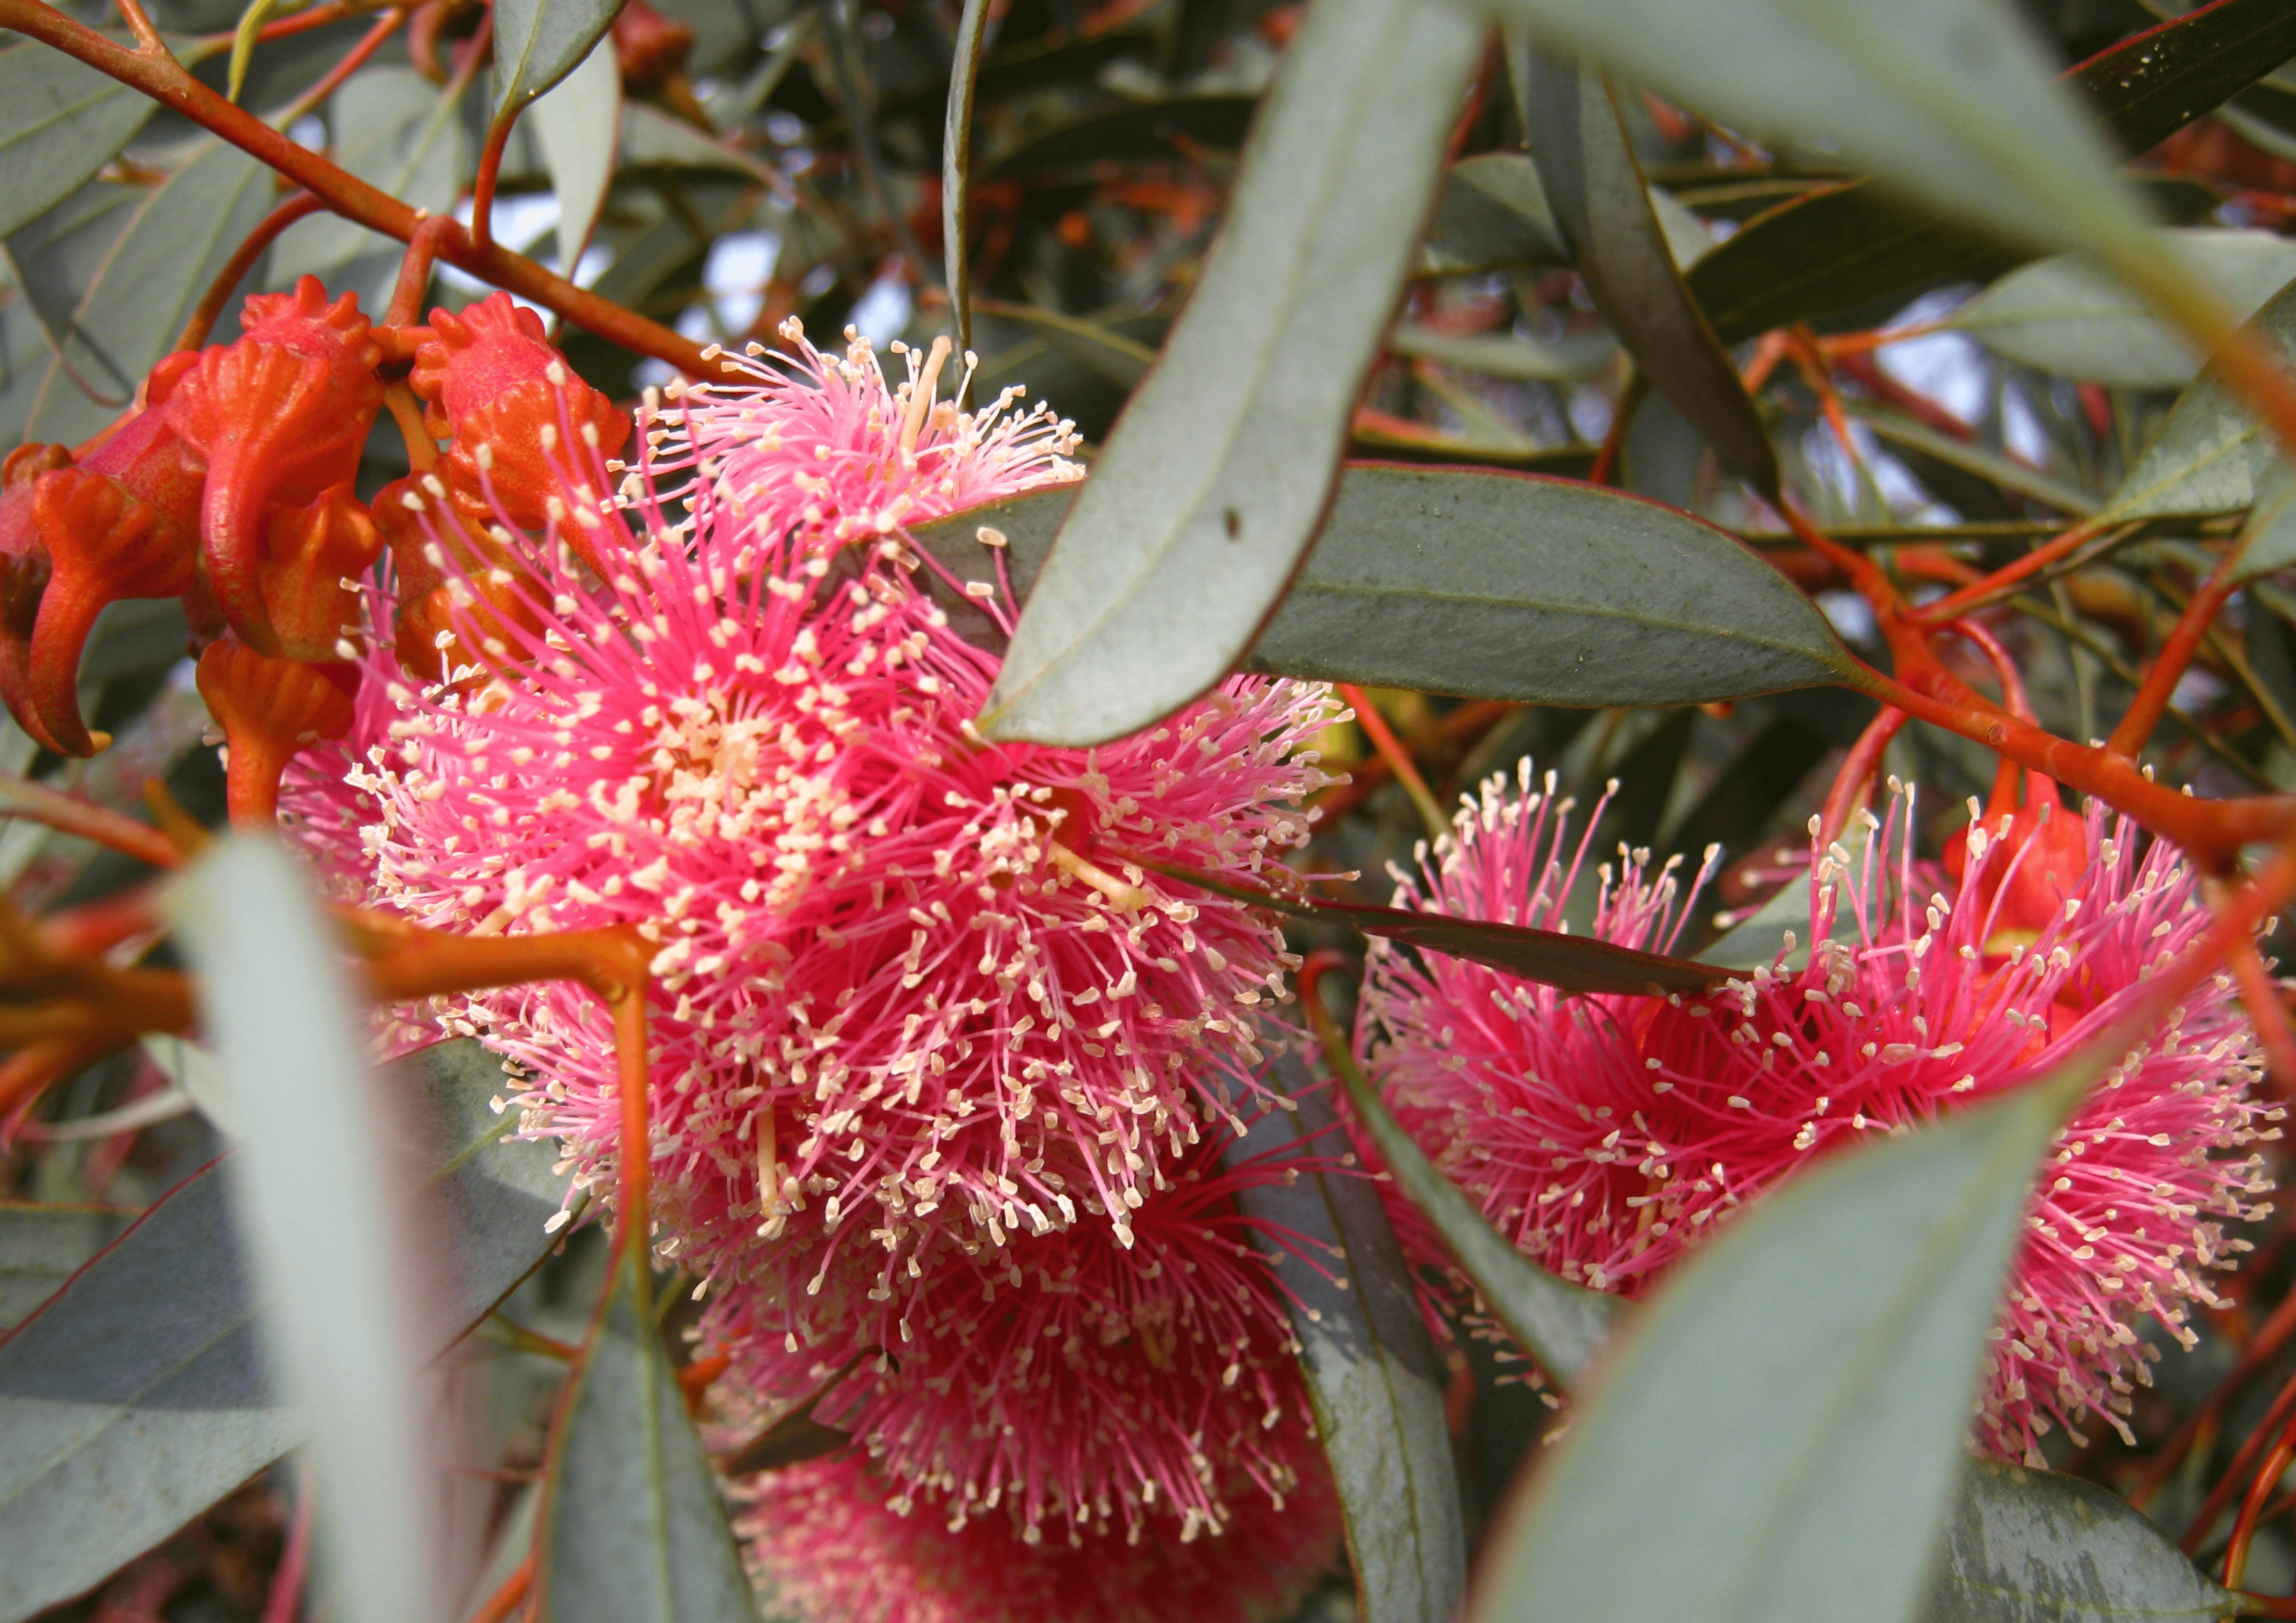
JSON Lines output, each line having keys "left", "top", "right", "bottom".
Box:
{"left": 941, "top": 0, "right": 993, "bottom": 354}
{"left": 978, "top": 0, "right": 1486, "bottom": 746}
{"left": 1687, "top": 0, "right": 2296, "bottom": 343}
{"left": 0, "top": 1039, "right": 569, "bottom": 1623}
{"left": 1223, "top": 1052, "right": 1465, "bottom": 1623}
{"left": 0, "top": 1207, "right": 132, "bottom": 1334}
{"left": 1465, "top": 1071, "right": 2082, "bottom": 1623}
{"left": 493, "top": 0, "right": 625, "bottom": 119}
{"left": 1922, "top": 1461, "right": 2247, "bottom": 1623}
{"left": 914, "top": 465, "right": 1852, "bottom": 709}
{"left": 1305, "top": 1010, "right": 1619, "bottom": 1388}
{"left": 985, "top": 96, "right": 1257, "bottom": 180}
{"left": 0, "top": 39, "right": 156, "bottom": 241}
{"left": 539, "top": 1245, "right": 758, "bottom": 1623}
{"left": 6, "top": 141, "right": 272, "bottom": 447}
{"left": 1420, "top": 152, "right": 1568, "bottom": 276}
{"left": 1520, "top": 51, "right": 1777, "bottom": 497}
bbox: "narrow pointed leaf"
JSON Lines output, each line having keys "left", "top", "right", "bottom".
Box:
{"left": 2101, "top": 272, "right": 2296, "bottom": 520}
{"left": 0, "top": 39, "right": 155, "bottom": 241}
{"left": 530, "top": 37, "right": 620, "bottom": 268}
{"left": 1519, "top": 50, "right": 1777, "bottom": 497}
{"left": 1685, "top": 0, "right": 2296, "bottom": 343}
{"left": 1922, "top": 1460, "right": 2248, "bottom": 1623}
{"left": 494, "top": 0, "right": 625, "bottom": 120}
{"left": 0, "top": 1039, "right": 569, "bottom": 1623}
{"left": 1420, "top": 152, "right": 1568, "bottom": 275}
{"left": 914, "top": 465, "right": 1852, "bottom": 708}
{"left": 0, "top": 1207, "right": 130, "bottom": 1333}
{"left": 1465, "top": 1071, "right": 2083, "bottom": 1623}
{"left": 979, "top": 0, "right": 1486, "bottom": 746}
{"left": 1223, "top": 1054, "right": 1465, "bottom": 1623}
{"left": 942, "top": 0, "right": 994, "bottom": 354}
{"left": 1473, "top": 0, "right": 2180, "bottom": 335}
{"left": 539, "top": 1246, "right": 758, "bottom": 1623}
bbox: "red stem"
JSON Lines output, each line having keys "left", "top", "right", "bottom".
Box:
{"left": 2188, "top": 1362, "right": 2296, "bottom": 1556}
{"left": 0, "top": 0, "right": 735, "bottom": 381}
{"left": 2226, "top": 1407, "right": 2296, "bottom": 1590}
{"left": 0, "top": 774, "right": 181, "bottom": 869}
{"left": 1337, "top": 684, "right": 1446, "bottom": 840}
{"left": 469, "top": 111, "right": 514, "bottom": 258}
{"left": 1815, "top": 705, "right": 1908, "bottom": 847}
{"left": 259, "top": 1467, "right": 314, "bottom": 1623}
{"left": 2108, "top": 554, "right": 2241, "bottom": 758}
{"left": 172, "top": 191, "right": 328, "bottom": 352}
{"left": 1910, "top": 518, "right": 2108, "bottom": 626}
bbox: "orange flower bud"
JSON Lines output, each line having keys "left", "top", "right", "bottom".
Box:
{"left": 406, "top": 292, "right": 630, "bottom": 575}
{"left": 611, "top": 0, "right": 694, "bottom": 86}
{"left": 166, "top": 276, "right": 385, "bottom": 656}
{"left": 195, "top": 638, "right": 356, "bottom": 825}
{"left": 261, "top": 484, "right": 384, "bottom": 662}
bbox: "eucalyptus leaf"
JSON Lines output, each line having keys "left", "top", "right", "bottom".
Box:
{"left": 530, "top": 36, "right": 621, "bottom": 267}
{"left": 1420, "top": 152, "right": 1568, "bottom": 275}
{"left": 1950, "top": 230, "right": 2296, "bottom": 389}
{"left": 1223, "top": 1054, "right": 1465, "bottom": 1623}
{"left": 620, "top": 101, "right": 778, "bottom": 183}
{"left": 979, "top": 0, "right": 1487, "bottom": 746}
{"left": 539, "top": 1245, "right": 759, "bottom": 1623}
{"left": 0, "top": 39, "right": 155, "bottom": 242}
{"left": 0, "top": 1039, "right": 570, "bottom": 1623}
{"left": 1465, "top": 1070, "right": 2083, "bottom": 1623}
{"left": 914, "top": 465, "right": 1852, "bottom": 709}
{"left": 0, "top": 1206, "right": 130, "bottom": 1334}
{"left": 2100, "top": 272, "right": 2296, "bottom": 521}
{"left": 6, "top": 141, "right": 272, "bottom": 447}
{"left": 943, "top": 0, "right": 994, "bottom": 353}
{"left": 1388, "top": 323, "right": 1615, "bottom": 382}
{"left": 494, "top": 0, "right": 625, "bottom": 120}
{"left": 1519, "top": 49, "right": 1775, "bottom": 496}
{"left": 1922, "top": 1460, "right": 2247, "bottom": 1623}
{"left": 273, "top": 67, "right": 471, "bottom": 281}
{"left": 1685, "top": 0, "right": 2296, "bottom": 344}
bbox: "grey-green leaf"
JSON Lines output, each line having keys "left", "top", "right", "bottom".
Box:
{"left": 0, "top": 1207, "right": 131, "bottom": 1334}
{"left": 979, "top": 0, "right": 1487, "bottom": 746}
{"left": 530, "top": 37, "right": 621, "bottom": 267}
{"left": 494, "top": 0, "right": 625, "bottom": 120}
{"left": 1950, "top": 230, "right": 2296, "bottom": 390}
{"left": 2101, "top": 272, "right": 2296, "bottom": 521}
{"left": 275, "top": 68, "right": 471, "bottom": 278}
{"left": 1922, "top": 1460, "right": 2246, "bottom": 1623}
{"left": 1420, "top": 152, "right": 1567, "bottom": 276}
{"left": 7, "top": 141, "right": 271, "bottom": 446}
{"left": 1519, "top": 49, "right": 1777, "bottom": 497}
{"left": 914, "top": 465, "right": 1851, "bottom": 707}
{"left": 1472, "top": 0, "right": 2176, "bottom": 316}
{"left": 539, "top": 1246, "right": 758, "bottom": 1623}
{"left": 1223, "top": 1055, "right": 1465, "bottom": 1623}
{"left": 0, "top": 40, "right": 155, "bottom": 242}
{"left": 0, "top": 1039, "right": 569, "bottom": 1623}
{"left": 1465, "top": 1072, "right": 2080, "bottom": 1623}
{"left": 620, "top": 102, "right": 777, "bottom": 182}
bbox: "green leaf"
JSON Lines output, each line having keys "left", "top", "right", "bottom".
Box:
{"left": 493, "top": 0, "right": 624, "bottom": 120}
{"left": 6, "top": 140, "right": 272, "bottom": 446}
{"left": 1388, "top": 322, "right": 1615, "bottom": 383}
{"left": 1518, "top": 49, "right": 1777, "bottom": 497}
{"left": 619, "top": 102, "right": 778, "bottom": 183}
{"left": 0, "top": 39, "right": 156, "bottom": 242}
{"left": 1310, "top": 1020, "right": 1619, "bottom": 1388}
{"left": 530, "top": 36, "right": 621, "bottom": 267}
{"left": 1464, "top": 1072, "right": 2081, "bottom": 1623}
{"left": 1950, "top": 230, "right": 2296, "bottom": 389}
{"left": 539, "top": 1245, "right": 758, "bottom": 1623}
{"left": 978, "top": 0, "right": 1487, "bottom": 746}
{"left": 942, "top": 0, "right": 994, "bottom": 354}
{"left": 2100, "top": 272, "right": 2296, "bottom": 521}
{"left": 2235, "top": 459, "right": 2296, "bottom": 582}
{"left": 1687, "top": 0, "right": 2296, "bottom": 344}
{"left": 0, "top": 1039, "right": 569, "bottom": 1623}
{"left": 273, "top": 67, "right": 472, "bottom": 279}
{"left": 0, "top": 1206, "right": 131, "bottom": 1334}
{"left": 1922, "top": 1460, "right": 2248, "bottom": 1623}
{"left": 915, "top": 465, "right": 1851, "bottom": 709}
{"left": 1473, "top": 0, "right": 2174, "bottom": 317}
{"left": 1419, "top": 152, "right": 1568, "bottom": 276}
{"left": 985, "top": 96, "right": 1257, "bottom": 181}
{"left": 1223, "top": 1054, "right": 1465, "bottom": 1623}
{"left": 977, "top": 300, "right": 1156, "bottom": 389}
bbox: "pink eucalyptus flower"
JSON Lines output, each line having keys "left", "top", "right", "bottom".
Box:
{"left": 280, "top": 322, "right": 1340, "bottom": 1292}
{"left": 705, "top": 1129, "right": 1325, "bottom": 1547}
{"left": 1357, "top": 764, "right": 2278, "bottom": 1464}
{"left": 736, "top": 1440, "right": 1339, "bottom": 1623}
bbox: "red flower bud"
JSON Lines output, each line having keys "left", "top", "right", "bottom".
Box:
{"left": 406, "top": 292, "right": 630, "bottom": 574}
{"left": 195, "top": 638, "right": 356, "bottom": 825}
{"left": 166, "top": 276, "right": 384, "bottom": 657}
{"left": 261, "top": 483, "right": 384, "bottom": 662}
{"left": 612, "top": 0, "right": 694, "bottom": 86}
{"left": 368, "top": 474, "right": 544, "bottom": 684}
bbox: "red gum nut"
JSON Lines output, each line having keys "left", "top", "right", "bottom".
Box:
{"left": 167, "top": 277, "right": 384, "bottom": 657}
{"left": 261, "top": 484, "right": 384, "bottom": 662}
{"left": 611, "top": 0, "right": 695, "bottom": 86}
{"left": 195, "top": 639, "right": 356, "bottom": 826}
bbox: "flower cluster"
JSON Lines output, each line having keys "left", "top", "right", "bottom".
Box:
{"left": 278, "top": 323, "right": 1346, "bottom": 1616}
{"left": 1358, "top": 762, "right": 2278, "bottom": 1463}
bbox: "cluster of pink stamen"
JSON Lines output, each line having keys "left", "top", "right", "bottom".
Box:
{"left": 1359, "top": 762, "right": 2278, "bottom": 1463}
